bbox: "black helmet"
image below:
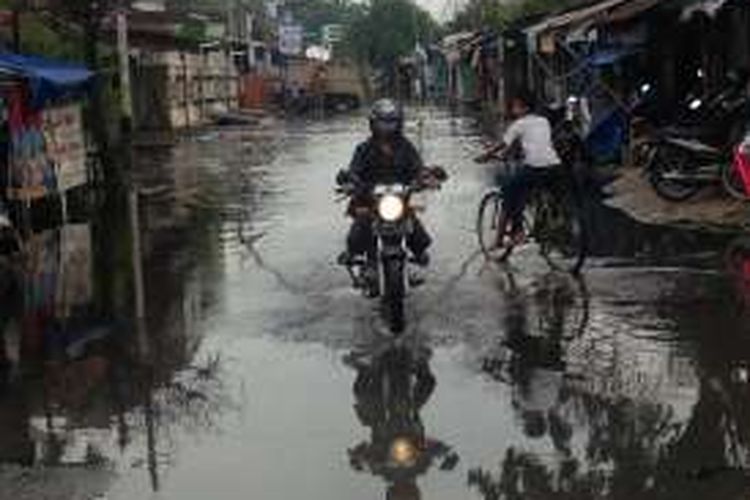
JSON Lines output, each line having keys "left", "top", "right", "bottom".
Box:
{"left": 370, "top": 98, "right": 404, "bottom": 138}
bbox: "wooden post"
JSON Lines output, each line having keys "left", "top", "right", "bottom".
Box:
{"left": 117, "top": 8, "right": 133, "bottom": 132}
{"left": 11, "top": 6, "right": 20, "bottom": 52}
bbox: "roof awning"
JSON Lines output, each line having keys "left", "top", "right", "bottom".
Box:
{"left": 606, "top": 0, "right": 664, "bottom": 24}
{"left": 524, "top": 0, "right": 630, "bottom": 40}
{"left": 0, "top": 52, "right": 94, "bottom": 108}
{"left": 680, "top": 0, "right": 730, "bottom": 20}
{"left": 441, "top": 31, "right": 479, "bottom": 50}
{"left": 585, "top": 46, "right": 642, "bottom": 66}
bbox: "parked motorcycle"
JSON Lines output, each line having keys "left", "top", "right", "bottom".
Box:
{"left": 724, "top": 131, "right": 750, "bottom": 201}
{"left": 644, "top": 73, "right": 750, "bottom": 201}
{"left": 336, "top": 167, "right": 447, "bottom": 335}
{"left": 0, "top": 202, "right": 20, "bottom": 256}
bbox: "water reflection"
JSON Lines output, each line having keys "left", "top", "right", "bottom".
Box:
{"left": 470, "top": 265, "right": 750, "bottom": 499}
{"left": 725, "top": 236, "right": 750, "bottom": 316}
{"left": 346, "top": 342, "right": 459, "bottom": 499}
{"left": 0, "top": 184, "right": 228, "bottom": 495}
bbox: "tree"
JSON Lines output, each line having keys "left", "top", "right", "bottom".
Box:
{"left": 448, "top": 0, "right": 590, "bottom": 32}
{"left": 344, "top": 0, "right": 438, "bottom": 69}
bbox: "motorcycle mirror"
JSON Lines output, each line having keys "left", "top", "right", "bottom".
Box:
{"left": 336, "top": 169, "right": 351, "bottom": 185}
{"left": 429, "top": 166, "right": 449, "bottom": 182}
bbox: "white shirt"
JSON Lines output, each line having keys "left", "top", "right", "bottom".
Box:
{"left": 503, "top": 114, "right": 561, "bottom": 168}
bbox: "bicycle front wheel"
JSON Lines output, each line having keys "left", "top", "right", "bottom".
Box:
{"left": 477, "top": 190, "right": 515, "bottom": 262}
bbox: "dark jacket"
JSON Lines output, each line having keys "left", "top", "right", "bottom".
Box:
{"left": 348, "top": 136, "right": 424, "bottom": 192}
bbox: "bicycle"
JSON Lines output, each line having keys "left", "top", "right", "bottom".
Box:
{"left": 476, "top": 163, "right": 587, "bottom": 275}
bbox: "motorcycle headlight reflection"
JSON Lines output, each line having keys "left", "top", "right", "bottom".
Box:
{"left": 378, "top": 195, "right": 405, "bottom": 222}
{"left": 390, "top": 437, "right": 418, "bottom": 466}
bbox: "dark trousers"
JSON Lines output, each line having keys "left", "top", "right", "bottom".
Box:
{"left": 347, "top": 215, "right": 432, "bottom": 259}
{"left": 503, "top": 166, "right": 561, "bottom": 232}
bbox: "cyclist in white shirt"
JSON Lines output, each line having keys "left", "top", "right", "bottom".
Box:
{"left": 476, "top": 92, "right": 562, "bottom": 246}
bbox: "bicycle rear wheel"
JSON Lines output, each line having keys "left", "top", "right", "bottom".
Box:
{"left": 477, "top": 190, "right": 514, "bottom": 262}
{"left": 537, "top": 194, "right": 587, "bottom": 275}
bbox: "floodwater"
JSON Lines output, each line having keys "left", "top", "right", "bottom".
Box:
{"left": 2, "top": 108, "right": 750, "bottom": 500}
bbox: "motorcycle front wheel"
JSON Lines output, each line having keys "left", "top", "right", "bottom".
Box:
{"left": 382, "top": 259, "right": 405, "bottom": 335}
{"left": 647, "top": 145, "right": 702, "bottom": 201}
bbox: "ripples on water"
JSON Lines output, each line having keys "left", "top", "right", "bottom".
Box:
{"left": 1, "top": 109, "right": 750, "bottom": 499}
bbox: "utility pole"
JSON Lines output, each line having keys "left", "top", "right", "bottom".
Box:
{"left": 11, "top": 7, "right": 20, "bottom": 52}
{"left": 116, "top": 5, "right": 133, "bottom": 132}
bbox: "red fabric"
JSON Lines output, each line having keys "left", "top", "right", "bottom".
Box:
{"left": 733, "top": 146, "right": 750, "bottom": 195}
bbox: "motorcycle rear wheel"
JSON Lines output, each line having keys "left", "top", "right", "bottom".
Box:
{"left": 721, "top": 161, "right": 750, "bottom": 201}
{"left": 648, "top": 146, "right": 703, "bottom": 202}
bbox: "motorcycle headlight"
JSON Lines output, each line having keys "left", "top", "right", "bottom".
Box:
{"left": 390, "top": 437, "right": 418, "bottom": 466}
{"left": 378, "top": 195, "right": 405, "bottom": 222}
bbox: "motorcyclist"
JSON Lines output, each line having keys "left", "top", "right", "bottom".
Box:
{"left": 337, "top": 99, "right": 434, "bottom": 268}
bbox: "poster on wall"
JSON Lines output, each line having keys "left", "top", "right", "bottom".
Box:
{"left": 43, "top": 104, "right": 87, "bottom": 192}
{"left": 279, "top": 24, "right": 304, "bottom": 56}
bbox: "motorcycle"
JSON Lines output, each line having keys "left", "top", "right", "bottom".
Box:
{"left": 643, "top": 73, "right": 750, "bottom": 201}
{"left": 336, "top": 167, "right": 447, "bottom": 335}
{"left": 725, "top": 131, "right": 750, "bottom": 201}
{"left": 0, "top": 201, "right": 20, "bottom": 256}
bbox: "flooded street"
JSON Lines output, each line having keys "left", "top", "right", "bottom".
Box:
{"left": 2, "top": 108, "right": 750, "bottom": 500}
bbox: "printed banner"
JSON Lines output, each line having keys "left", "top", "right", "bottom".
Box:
{"left": 43, "top": 104, "right": 87, "bottom": 191}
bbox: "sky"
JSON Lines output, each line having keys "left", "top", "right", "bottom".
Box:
{"left": 415, "top": 0, "right": 461, "bottom": 21}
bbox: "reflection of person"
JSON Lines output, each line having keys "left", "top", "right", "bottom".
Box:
{"left": 347, "top": 344, "right": 458, "bottom": 498}
{"left": 494, "top": 272, "right": 574, "bottom": 453}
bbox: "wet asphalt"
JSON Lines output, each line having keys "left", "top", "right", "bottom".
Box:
{"left": 2, "top": 107, "right": 750, "bottom": 500}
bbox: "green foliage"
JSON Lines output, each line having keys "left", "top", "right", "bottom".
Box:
{"left": 343, "top": 0, "right": 438, "bottom": 69}
{"left": 19, "top": 14, "right": 83, "bottom": 61}
{"left": 285, "top": 0, "right": 362, "bottom": 39}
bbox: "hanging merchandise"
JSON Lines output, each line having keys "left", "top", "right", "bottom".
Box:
{"left": 6, "top": 85, "right": 56, "bottom": 200}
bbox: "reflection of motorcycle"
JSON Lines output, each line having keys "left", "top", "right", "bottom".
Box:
{"left": 724, "top": 237, "right": 750, "bottom": 315}
{"left": 336, "top": 167, "right": 447, "bottom": 335}
{"left": 346, "top": 343, "right": 458, "bottom": 498}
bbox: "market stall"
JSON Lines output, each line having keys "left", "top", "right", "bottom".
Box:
{"left": 0, "top": 53, "right": 93, "bottom": 214}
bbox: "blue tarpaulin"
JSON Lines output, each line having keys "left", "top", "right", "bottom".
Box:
{"left": 585, "top": 47, "right": 641, "bottom": 67}
{"left": 0, "top": 53, "right": 93, "bottom": 107}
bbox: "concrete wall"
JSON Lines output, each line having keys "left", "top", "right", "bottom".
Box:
{"left": 132, "top": 50, "right": 240, "bottom": 131}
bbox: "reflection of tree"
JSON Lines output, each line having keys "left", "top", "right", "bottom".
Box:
{"left": 470, "top": 266, "right": 750, "bottom": 500}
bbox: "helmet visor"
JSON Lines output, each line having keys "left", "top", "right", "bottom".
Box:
{"left": 372, "top": 118, "right": 400, "bottom": 136}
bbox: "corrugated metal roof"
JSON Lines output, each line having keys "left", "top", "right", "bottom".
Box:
{"left": 606, "top": 0, "right": 665, "bottom": 24}
{"left": 524, "top": 0, "right": 630, "bottom": 38}
{"left": 680, "top": 0, "right": 730, "bottom": 19}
